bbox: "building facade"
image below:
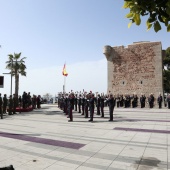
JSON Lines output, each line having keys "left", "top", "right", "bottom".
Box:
{"left": 103, "top": 41, "right": 164, "bottom": 99}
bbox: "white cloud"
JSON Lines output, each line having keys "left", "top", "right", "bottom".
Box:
{"left": 1, "top": 59, "right": 107, "bottom": 97}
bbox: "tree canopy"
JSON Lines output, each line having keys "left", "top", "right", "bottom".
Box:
{"left": 6, "top": 53, "right": 26, "bottom": 96}
{"left": 163, "top": 47, "right": 170, "bottom": 93}
{"left": 123, "top": 0, "right": 170, "bottom": 32}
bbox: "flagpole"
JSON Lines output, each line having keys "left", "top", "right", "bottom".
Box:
{"left": 62, "top": 62, "right": 68, "bottom": 94}
{"left": 64, "top": 76, "right": 66, "bottom": 93}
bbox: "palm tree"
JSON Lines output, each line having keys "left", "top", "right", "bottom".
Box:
{"left": 6, "top": 53, "right": 26, "bottom": 97}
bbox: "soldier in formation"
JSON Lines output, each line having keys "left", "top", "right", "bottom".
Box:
{"left": 57, "top": 91, "right": 167, "bottom": 122}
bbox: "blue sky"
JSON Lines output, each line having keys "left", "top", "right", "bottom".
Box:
{"left": 0, "top": 0, "right": 169, "bottom": 96}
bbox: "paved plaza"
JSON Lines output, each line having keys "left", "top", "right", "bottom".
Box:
{"left": 0, "top": 104, "right": 170, "bottom": 170}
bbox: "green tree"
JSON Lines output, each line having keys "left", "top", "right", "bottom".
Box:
{"left": 163, "top": 47, "right": 170, "bottom": 93}
{"left": 123, "top": 0, "right": 170, "bottom": 32}
{"left": 6, "top": 53, "right": 26, "bottom": 97}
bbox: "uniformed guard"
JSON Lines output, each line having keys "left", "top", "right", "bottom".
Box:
{"left": 96, "top": 94, "right": 101, "bottom": 115}
{"left": 84, "top": 94, "right": 89, "bottom": 118}
{"left": 63, "top": 94, "right": 68, "bottom": 115}
{"left": 148, "top": 93, "right": 154, "bottom": 108}
{"left": 119, "top": 94, "right": 124, "bottom": 107}
{"left": 140, "top": 94, "right": 145, "bottom": 108}
{"left": 8, "top": 95, "right": 13, "bottom": 115}
{"left": 132, "top": 94, "right": 138, "bottom": 108}
{"left": 88, "top": 93, "right": 95, "bottom": 122}
{"left": 143, "top": 94, "right": 146, "bottom": 107}
{"left": 78, "top": 94, "right": 82, "bottom": 113}
{"left": 100, "top": 95, "right": 105, "bottom": 117}
{"left": 107, "top": 94, "right": 116, "bottom": 121}
{"left": 116, "top": 94, "right": 120, "bottom": 108}
{"left": 157, "top": 93, "right": 163, "bottom": 109}
{"left": 81, "top": 95, "right": 85, "bottom": 115}
{"left": 68, "top": 93, "right": 74, "bottom": 122}
{"left": 74, "top": 94, "right": 78, "bottom": 111}
{"left": 13, "top": 94, "right": 18, "bottom": 114}
{"left": 167, "top": 94, "right": 170, "bottom": 109}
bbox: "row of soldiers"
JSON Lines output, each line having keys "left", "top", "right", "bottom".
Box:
{"left": 57, "top": 92, "right": 164, "bottom": 122}
{"left": 0, "top": 92, "right": 42, "bottom": 116}
{"left": 58, "top": 92, "right": 116, "bottom": 122}
{"left": 58, "top": 92, "right": 163, "bottom": 110}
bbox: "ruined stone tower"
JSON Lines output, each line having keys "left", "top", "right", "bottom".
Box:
{"left": 103, "top": 41, "right": 164, "bottom": 99}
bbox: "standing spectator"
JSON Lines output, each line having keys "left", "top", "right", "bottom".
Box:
{"left": 22, "top": 92, "right": 27, "bottom": 108}
{"left": 37, "top": 95, "right": 41, "bottom": 109}
{"left": 3, "top": 94, "right": 7, "bottom": 114}
{"left": 18, "top": 96, "right": 22, "bottom": 108}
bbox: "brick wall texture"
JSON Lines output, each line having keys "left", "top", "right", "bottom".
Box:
{"left": 104, "top": 41, "right": 163, "bottom": 99}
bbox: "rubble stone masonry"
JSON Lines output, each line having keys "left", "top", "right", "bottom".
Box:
{"left": 103, "top": 41, "right": 163, "bottom": 100}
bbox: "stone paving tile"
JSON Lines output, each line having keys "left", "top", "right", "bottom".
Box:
{"left": 0, "top": 105, "right": 170, "bottom": 170}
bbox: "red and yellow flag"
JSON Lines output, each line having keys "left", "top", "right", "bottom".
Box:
{"left": 62, "top": 64, "right": 68, "bottom": 76}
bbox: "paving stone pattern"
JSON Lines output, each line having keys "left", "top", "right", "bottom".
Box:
{"left": 0, "top": 104, "right": 170, "bottom": 170}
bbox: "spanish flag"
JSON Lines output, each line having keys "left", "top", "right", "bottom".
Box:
{"left": 62, "top": 63, "right": 68, "bottom": 76}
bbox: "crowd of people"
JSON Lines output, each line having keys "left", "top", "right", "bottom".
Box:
{"left": 0, "top": 92, "right": 42, "bottom": 116}
{"left": 58, "top": 92, "right": 167, "bottom": 122}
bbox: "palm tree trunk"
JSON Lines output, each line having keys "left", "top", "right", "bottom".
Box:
{"left": 15, "top": 74, "right": 19, "bottom": 97}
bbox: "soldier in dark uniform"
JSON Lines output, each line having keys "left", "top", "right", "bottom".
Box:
{"left": 81, "top": 95, "right": 85, "bottom": 115}
{"left": 116, "top": 94, "right": 120, "bottom": 108}
{"left": 13, "top": 94, "right": 18, "bottom": 114}
{"left": 167, "top": 94, "right": 170, "bottom": 109}
{"left": 124, "top": 94, "right": 127, "bottom": 108}
{"left": 85, "top": 94, "right": 89, "bottom": 118}
{"left": 100, "top": 95, "right": 105, "bottom": 117}
{"left": 3, "top": 94, "right": 7, "bottom": 114}
{"left": 88, "top": 93, "right": 95, "bottom": 122}
{"left": 96, "top": 94, "right": 101, "bottom": 115}
{"left": 8, "top": 95, "right": 13, "bottom": 115}
{"left": 148, "top": 93, "right": 154, "bottom": 108}
{"left": 107, "top": 94, "right": 116, "bottom": 121}
{"left": 140, "top": 94, "right": 145, "bottom": 108}
{"left": 119, "top": 94, "right": 124, "bottom": 107}
{"left": 0, "top": 93, "right": 2, "bottom": 118}
{"left": 84, "top": 94, "right": 89, "bottom": 118}
{"left": 63, "top": 94, "right": 68, "bottom": 114}
{"left": 60, "top": 94, "right": 64, "bottom": 110}
{"left": 143, "top": 94, "right": 146, "bottom": 107}
{"left": 157, "top": 93, "right": 163, "bottom": 109}
{"left": 127, "top": 94, "right": 131, "bottom": 108}
{"left": 132, "top": 94, "right": 138, "bottom": 108}
{"left": 78, "top": 94, "right": 82, "bottom": 113}
{"left": 68, "top": 93, "right": 74, "bottom": 122}
{"left": 74, "top": 94, "right": 78, "bottom": 111}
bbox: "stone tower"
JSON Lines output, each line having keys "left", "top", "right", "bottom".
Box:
{"left": 103, "top": 41, "right": 164, "bottom": 99}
